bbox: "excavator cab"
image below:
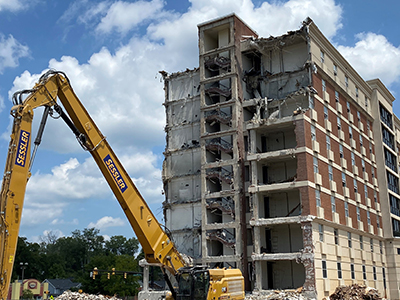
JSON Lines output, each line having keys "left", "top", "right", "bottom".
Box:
{"left": 175, "top": 267, "right": 210, "bottom": 300}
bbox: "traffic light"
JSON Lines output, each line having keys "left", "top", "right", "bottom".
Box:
{"left": 112, "top": 268, "right": 115, "bottom": 275}
{"left": 107, "top": 273, "right": 110, "bottom": 279}
{"left": 124, "top": 273, "right": 127, "bottom": 279}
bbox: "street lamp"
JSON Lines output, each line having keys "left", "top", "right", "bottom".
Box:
{"left": 20, "top": 262, "right": 28, "bottom": 282}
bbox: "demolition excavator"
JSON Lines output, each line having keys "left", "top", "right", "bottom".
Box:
{"left": 0, "top": 70, "right": 244, "bottom": 300}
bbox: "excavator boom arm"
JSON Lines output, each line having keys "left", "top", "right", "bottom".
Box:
{"left": 0, "top": 71, "right": 186, "bottom": 300}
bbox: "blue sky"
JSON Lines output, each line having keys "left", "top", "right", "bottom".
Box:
{"left": 1, "top": 0, "right": 400, "bottom": 242}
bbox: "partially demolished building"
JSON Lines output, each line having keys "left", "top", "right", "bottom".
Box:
{"left": 161, "top": 14, "right": 400, "bottom": 299}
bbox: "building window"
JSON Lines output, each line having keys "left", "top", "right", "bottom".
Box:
{"left": 383, "top": 267, "right": 386, "bottom": 289}
{"left": 359, "top": 235, "right": 363, "bottom": 250}
{"left": 313, "top": 157, "right": 319, "bottom": 173}
{"left": 359, "top": 134, "right": 363, "bottom": 147}
{"left": 326, "top": 135, "right": 331, "bottom": 151}
{"left": 356, "top": 87, "right": 359, "bottom": 98}
{"left": 331, "top": 195, "right": 336, "bottom": 213}
{"left": 373, "top": 266, "right": 377, "bottom": 281}
{"left": 347, "top": 101, "right": 350, "bottom": 112}
{"left": 365, "top": 96, "right": 369, "bottom": 108}
{"left": 320, "top": 50, "right": 325, "bottom": 63}
{"left": 311, "top": 124, "right": 316, "bottom": 141}
{"left": 367, "top": 120, "right": 370, "bottom": 132}
{"left": 324, "top": 106, "right": 328, "bottom": 120}
{"left": 357, "top": 206, "right": 361, "bottom": 221}
{"left": 337, "top": 116, "right": 341, "bottom": 130}
{"left": 319, "top": 224, "right": 324, "bottom": 242}
{"left": 309, "top": 95, "right": 315, "bottom": 109}
{"left": 316, "top": 188, "right": 321, "bottom": 207}
{"left": 337, "top": 262, "right": 342, "bottom": 279}
{"left": 367, "top": 211, "right": 371, "bottom": 225}
{"left": 371, "top": 167, "right": 375, "bottom": 179}
{"left": 379, "top": 103, "right": 393, "bottom": 129}
{"left": 362, "top": 159, "right": 366, "bottom": 172}
{"left": 322, "top": 260, "right": 327, "bottom": 278}
{"left": 374, "top": 191, "right": 378, "bottom": 203}
{"left": 382, "top": 125, "right": 395, "bottom": 150}
{"left": 322, "top": 79, "right": 326, "bottom": 92}
{"left": 335, "top": 90, "right": 339, "bottom": 102}
{"left": 348, "top": 232, "right": 352, "bottom": 248}
{"left": 357, "top": 111, "right": 361, "bottom": 122}
{"left": 345, "top": 201, "right": 349, "bottom": 217}
{"left": 342, "top": 172, "right": 346, "bottom": 187}
{"left": 345, "top": 76, "right": 349, "bottom": 88}
{"left": 362, "top": 265, "right": 367, "bottom": 280}
{"left": 354, "top": 178, "right": 358, "bottom": 194}
{"left": 349, "top": 126, "right": 353, "bottom": 139}
{"left": 377, "top": 215, "right": 380, "bottom": 229}
{"left": 351, "top": 264, "right": 355, "bottom": 279}
{"left": 339, "top": 144, "right": 344, "bottom": 158}
{"left": 334, "top": 228, "right": 339, "bottom": 245}
{"left": 387, "top": 171, "right": 399, "bottom": 194}
{"left": 334, "top": 64, "right": 338, "bottom": 76}
{"left": 369, "top": 142, "right": 373, "bottom": 154}
{"left": 379, "top": 241, "right": 383, "bottom": 254}
{"left": 329, "top": 165, "right": 333, "bottom": 181}
{"left": 351, "top": 152, "right": 355, "bottom": 166}
{"left": 364, "top": 185, "right": 368, "bottom": 200}
{"left": 370, "top": 238, "right": 374, "bottom": 252}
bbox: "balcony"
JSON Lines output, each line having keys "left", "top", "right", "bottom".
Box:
{"left": 343, "top": 187, "right": 350, "bottom": 198}
{"left": 328, "top": 150, "right": 335, "bottom": 161}
{"left": 312, "top": 140, "right": 320, "bottom": 153}
{"left": 349, "top": 113, "right": 354, "bottom": 123}
{"left": 317, "top": 206, "right": 325, "bottom": 218}
{"left": 336, "top": 102, "right": 342, "bottom": 114}
{"left": 323, "top": 91, "right": 330, "bottom": 103}
{"left": 341, "top": 158, "right": 347, "bottom": 169}
{"left": 315, "top": 173, "right": 322, "bottom": 185}
{"left": 338, "top": 130, "right": 345, "bottom": 141}
{"left": 310, "top": 109, "right": 318, "bottom": 122}
{"left": 325, "top": 119, "right": 332, "bottom": 132}
{"left": 330, "top": 180, "right": 337, "bottom": 192}
{"left": 353, "top": 165, "right": 359, "bottom": 176}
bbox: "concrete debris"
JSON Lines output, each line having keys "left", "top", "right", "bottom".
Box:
{"left": 246, "top": 287, "right": 309, "bottom": 300}
{"left": 327, "top": 284, "right": 382, "bottom": 300}
{"left": 55, "top": 291, "right": 121, "bottom": 300}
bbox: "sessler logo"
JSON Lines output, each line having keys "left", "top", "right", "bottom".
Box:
{"left": 103, "top": 154, "right": 128, "bottom": 193}
{"left": 15, "top": 130, "right": 30, "bottom": 167}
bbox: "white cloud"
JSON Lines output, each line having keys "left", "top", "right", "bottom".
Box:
{"left": 337, "top": 32, "right": 400, "bottom": 87}
{"left": 96, "top": 0, "right": 165, "bottom": 34}
{"left": 88, "top": 216, "right": 125, "bottom": 229}
{"left": 0, "top": 34, "right": 29, "bottom": 74}
{"left": 0, "top": 0, "right": 26, "bottom": 12}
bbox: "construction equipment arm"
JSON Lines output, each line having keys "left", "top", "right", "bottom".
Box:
{"left": 0, "top": 70, "right": 186, "bottom": 300}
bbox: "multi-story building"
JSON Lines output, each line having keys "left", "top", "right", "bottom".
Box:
{"left": 160, "top": 14, "right": 400, "bottom": 299}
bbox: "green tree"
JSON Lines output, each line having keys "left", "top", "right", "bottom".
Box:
{"left": 21, "top": 289, "right": 34, "bottom": 300}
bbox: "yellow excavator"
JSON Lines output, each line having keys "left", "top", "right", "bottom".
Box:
{"left": 0, "top": 70, "right": 244, "bottom": 300}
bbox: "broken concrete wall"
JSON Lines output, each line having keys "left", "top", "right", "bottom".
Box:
{"left": 164, "top": 202, "right": 202, "bottom": 258}
{"left": 162, "top": 69, "right": 202, "bottom": 259}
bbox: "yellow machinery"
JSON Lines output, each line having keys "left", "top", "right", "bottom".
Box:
{"left": 0, "top": 71, "right": 244, "bottom": 300}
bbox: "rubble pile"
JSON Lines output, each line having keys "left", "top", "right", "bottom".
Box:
{"left": 328, "top": 284, "right": 381, "bottom": 300}
{"left": 246, "top": 287, "right": 308, "bottom": 300}
{"left": 55, "top": 291, "right": 121, "bottom": 300}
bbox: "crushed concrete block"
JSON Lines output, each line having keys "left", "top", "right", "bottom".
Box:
{"left": 329, "top": 284, "right": 382, "bottom": 300}
{"left": 55, "top": 291, "right": 121, "bottom": 300}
